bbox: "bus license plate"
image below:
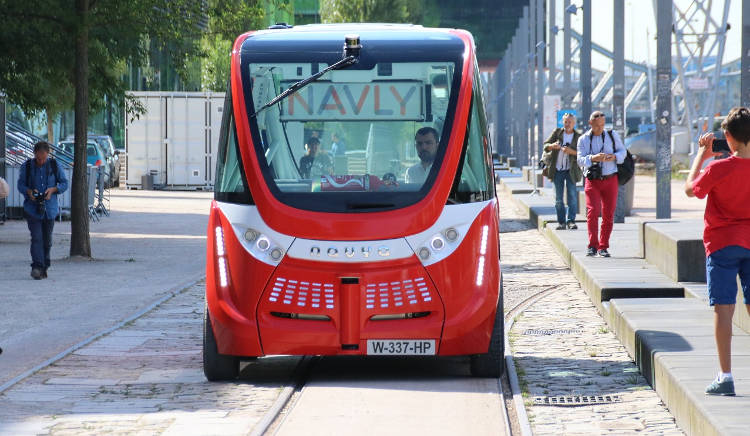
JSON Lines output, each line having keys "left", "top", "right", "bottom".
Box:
{"left": 366, "top": 340, "right": 436, "bottom": 355}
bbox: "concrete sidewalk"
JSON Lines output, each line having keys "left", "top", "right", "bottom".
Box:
{"left": 499, "top": 169, "right": 749, "bottom": 436}
{"left": 0, "top": 190, "right": 213, "bottom": 389}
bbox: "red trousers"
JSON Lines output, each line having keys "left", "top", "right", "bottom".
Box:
{"left": 584, "top": 175, "right": 619, "bottom": 250}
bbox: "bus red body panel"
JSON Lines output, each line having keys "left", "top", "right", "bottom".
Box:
{"left": 206, "top": 202, "right": 267, "bottom": 357}
{"left": 427, "top": 202, "right": 500, "bottom": 355}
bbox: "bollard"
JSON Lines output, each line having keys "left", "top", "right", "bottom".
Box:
{"left": 614, "top": 176, "right": 635, "bottom": 223}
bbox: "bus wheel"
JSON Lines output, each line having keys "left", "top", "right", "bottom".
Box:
{"left": 470, "top": 290, "right": 505, "bottom": 378}
{"left": 203, "top": 306, "right": 239, "bottom": 381}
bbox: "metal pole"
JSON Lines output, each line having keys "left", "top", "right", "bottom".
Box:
{"left": 528, "top": 0, "right": 536, "bottom": 167}
{"left": 613, "top": 0, "right": 625, "bottom": 138}
{"left": 581, "top": 0, "right": 592, "bottom": 122}
{"left": 563, "top": 0, "right": 571, "bottom": 106}
{"left": 613, "top": 0, "right": 626, "bottom": 223}
{"left": 497, "top": 58, "right": 507, "bottom": 156}
{"left": 0, "top": 92, "right": 6, "bottom": 222}
{"left": 656, "top": 0, "right": 672, "bottom": 219}
{"left": 511, "top": 35, "right": 517, "bottom": 161}
{"left": 536, "top": 0, "right": 544, "bottom": 160}
{"left": 505, "top": 51, "right": 512, "bottom": 157}
{"left": 521, "top": 8, "right": 530, "bottom": 167}
{"left": 549, "top": 0, "right": 556, "bottom": 94}
{"left": 744, "top": 0, "right": 750, "bottom": 108}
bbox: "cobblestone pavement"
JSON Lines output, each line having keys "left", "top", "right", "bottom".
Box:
{"left": 0, "top": 282, "right": 299, "bottom": 436}
{"left": 498, "top": 189, "right": 685, "bottom": 435}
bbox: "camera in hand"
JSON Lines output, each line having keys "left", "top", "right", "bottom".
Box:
{"left": 584, "top": 162, "right": 603, "bottom": 180}
{"left": 32, "top": 191, "right": 46, "bottom": 214}
{"left": 712, "top": 139, "right": 730, "bottom": 153}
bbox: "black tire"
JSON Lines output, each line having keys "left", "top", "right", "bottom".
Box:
{"left": 470, "top": 276, "right": 505, "bottom": 378}
{"left": 203, "top": 305, "right": 239, "bottom": 381}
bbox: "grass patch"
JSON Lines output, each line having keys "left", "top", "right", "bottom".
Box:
{"left": 600, "top": 369, "right": 612, "bottom": 377}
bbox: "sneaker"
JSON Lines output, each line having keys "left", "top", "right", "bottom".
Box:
{"left": 41, "top": 270, "right": 48, "bottom": 279}
{"left": 598, "top": 249, "right": 611, "bottom": 258}
{"left": 586, "top": 247, "right": 597, "bottom": 256}
{"left": 705, "top": 377, "right": 735, "bottom": 396}
{"left": 30, "top": 267, "right": 43, "bottom": 280}
{"left": 567, "top": 221, "right": 578, "bottom": 230}
{"left": 555, "top": 223, "right": 566, "bottom": 230}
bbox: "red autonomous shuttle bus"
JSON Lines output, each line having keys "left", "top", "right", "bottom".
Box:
{"left": 205, "top": 24, "right": 502, "bottom": 379}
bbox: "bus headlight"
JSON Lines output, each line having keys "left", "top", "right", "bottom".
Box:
{"left": 238, "top": 226, "right": 286, "bottom": 265}
{"left": 257, "top": 237, "right": 271, "bottom": 251}
{"left": 444, "top": 228, "right": 459, "bottom": 242}
{"left": 244, "top": 229, "right": 259, "bottom": 242}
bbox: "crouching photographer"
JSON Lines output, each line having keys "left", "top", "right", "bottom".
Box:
{"left": 577, "top": 111, "right": 626, "bottom": 258}
{"left": 17, "top": 141, "right": 68, "bottom": 280}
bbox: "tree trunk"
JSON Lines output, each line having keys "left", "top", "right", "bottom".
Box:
{"left": 71, "top": 0, "right": 91, "bottom": 257}
{"left": 46, "top": 106, "right": 55, "bottom": 143}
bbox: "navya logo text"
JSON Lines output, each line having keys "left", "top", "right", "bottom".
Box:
{"left": 280, "top": 82, "right": 424, "bottom": 121}
{"left": 310, "top": 245, "right": 391, "bottom": 259}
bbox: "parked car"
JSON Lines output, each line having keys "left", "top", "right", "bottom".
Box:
{"left": 65, "top": 133, "right": 121, "bottom": 187}
{"left": 89, "top": 134, "right": 121, "bottom": 187}
{"left": 57, "top": 140, "right": 110, "bottom": 186}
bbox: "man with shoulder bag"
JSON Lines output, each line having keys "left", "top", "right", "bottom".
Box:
{"left": 577, "top": 111, "right": 626, "bottom": 257}
{"left": 543, "top": 113, "right": 582, "bottom": 230}
{"left": 17, "top": 141, "right": 68, "bottom": 279}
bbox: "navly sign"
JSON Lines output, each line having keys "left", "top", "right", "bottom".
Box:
{"left": 279, "top": 81, "right": 424, "bottom": 121}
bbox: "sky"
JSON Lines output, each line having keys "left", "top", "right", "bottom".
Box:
{"left": 549, "top": 0, "right": 741, "bottom": 71}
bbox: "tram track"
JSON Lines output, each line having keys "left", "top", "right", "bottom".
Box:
{"left": 501, "top": 283, "right": 560, "bottom": 436}
{"left": 250, "top": 355, "right": 319, "bottom": 436}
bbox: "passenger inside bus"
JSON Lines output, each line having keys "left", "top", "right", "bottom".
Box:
{"left": 405, "top": 126, "right": 439, "bottom": 184}
{"left": 299, "top": 137, "right": 333, "bottom": 179}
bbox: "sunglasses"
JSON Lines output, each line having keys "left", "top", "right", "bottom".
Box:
{"left": 591, "top": 113, "right": 605, "bottom": 119}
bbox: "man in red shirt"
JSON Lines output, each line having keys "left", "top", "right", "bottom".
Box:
{"left": 686, "top": 106, "right": 750, "bottom": 396}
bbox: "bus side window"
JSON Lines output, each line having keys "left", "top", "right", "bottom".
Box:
{"left": 215, "top": 91, "right": 254, "bottom": 204}
{"left": 448, "top": 90, "right": 493, "bottom": 203}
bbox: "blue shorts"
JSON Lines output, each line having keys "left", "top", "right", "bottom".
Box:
{"left": 706, "top": 245, "right": 750, "bottom": 306}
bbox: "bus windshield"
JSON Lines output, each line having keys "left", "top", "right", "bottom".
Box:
{"left": 242, "top": 55, "right": 461, "bottom": 212}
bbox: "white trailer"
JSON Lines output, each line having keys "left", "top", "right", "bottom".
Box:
{"left": 125, "top": 91, "right": 224, "bottom": 189}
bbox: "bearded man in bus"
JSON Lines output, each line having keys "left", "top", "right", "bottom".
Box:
{"left": 406, "top": 126, "right": 439, "bottom": 185}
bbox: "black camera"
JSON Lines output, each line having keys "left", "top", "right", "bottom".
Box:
{"left": 712, "top": 139, "right": 730, "bottom": 153}
{"left": 585, "top": 162, "right": 602, "bottom": 180}
{"left": 32, "top": 191, "right": 46, "bottom": 214}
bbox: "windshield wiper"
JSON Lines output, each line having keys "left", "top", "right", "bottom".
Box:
{"left": 251, "top": 34, "right": 363, "bottom": 119}
{"left": 251, "top": 55, "right": 358, "bottom": 119}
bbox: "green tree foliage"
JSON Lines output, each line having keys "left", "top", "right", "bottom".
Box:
{"left": 320, "top": 0, "right": 420, "bottom": 23}
{"left": 200, "top": 0, "right": 265, "bottom": 92}
{"left": 0, "top": 0, "right": 206, "bottom": 257}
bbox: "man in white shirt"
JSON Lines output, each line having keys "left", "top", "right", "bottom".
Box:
{"left": 576, "top": 111, "right": 626, "bottom": 257}
{"left": 405, "top": 127, "right": 439, "bottom": 185}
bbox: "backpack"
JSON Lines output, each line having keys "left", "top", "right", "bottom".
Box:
{"left": 605, "top": 130, "right": 635, "bottom": 185}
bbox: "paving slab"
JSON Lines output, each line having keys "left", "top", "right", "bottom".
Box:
{"left": 497, "top": 177, "right": 534, "bottom": 195}
{"left": 608, "top": 297, "right": 750, "bottom": 436}
{"left": 0, "top": 190, "right": 212, "bottom": 389}
{"left": 640, "top": 220, "right": 705, "bottom": 282}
